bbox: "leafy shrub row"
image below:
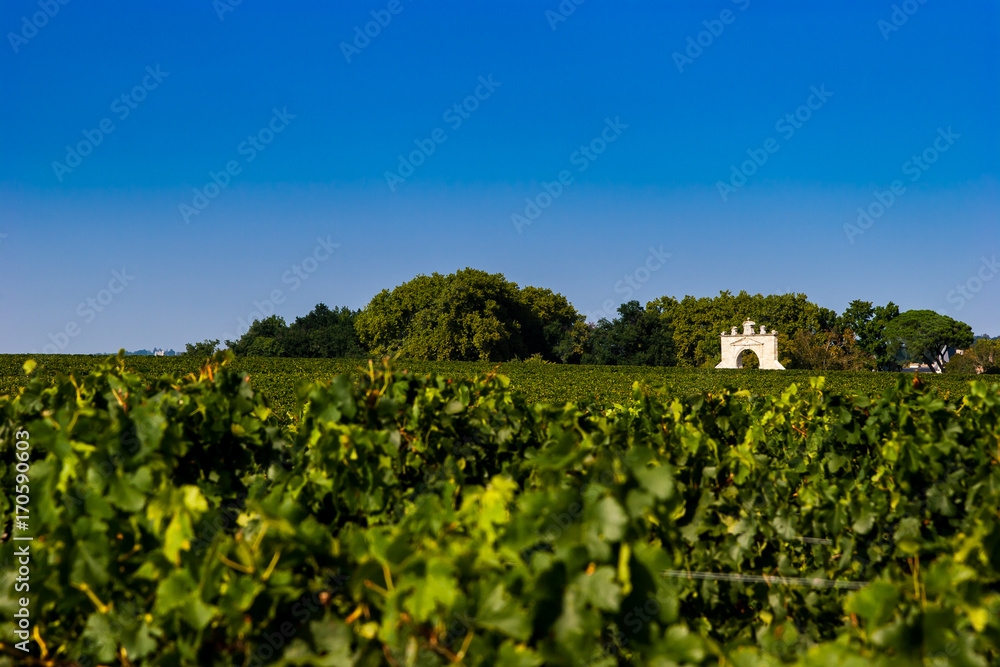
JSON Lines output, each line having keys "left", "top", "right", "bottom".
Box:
{"left": 0, "top": 353, "right": 998, "bottom": 665}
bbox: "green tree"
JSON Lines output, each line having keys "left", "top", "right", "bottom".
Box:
{"left": 884, "top": 309, "right": 974, "bottom": 373}
{"left": 520, "top": 286, "right": 586, "bottom": 362}
{"left": 225, "top": 315, "right": 288, "bottom": 357}
{"left": 646, "top": 291, "right": 834, "bottom": 368}
{"left": 945, "top": 336, "right": 1000, "bottom": 374}
{"left": 354, "top": 274, "right": 447, "bottom": 357}
{"left": 282, "top": 303, "right": 365, "bottom": 358}
{"left": 550, "top": 320, "right": 593, "bottom": 364}
{"left": 582, "top": 300, "right": 675, "bottom": 366}
{"left": 354, "top": 269, "right": 583, "bottom": 362}
{"left": 837, "top": 300, "right": 899, "bottom": 370}
{"left": 222, "top": 307, "right": 365, "bottom": 359}
{"left": 786, "top": 328, "right": 872, "bottom": 371}
{"left": 182, "top": 339, "right": 220, "bottom": 358}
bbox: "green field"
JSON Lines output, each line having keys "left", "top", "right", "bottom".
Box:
{"left": 0, "top": 353, "right": 988, "bottom": 420}
{"left": 2, "top": 354, "right": 999, "bottom": 665}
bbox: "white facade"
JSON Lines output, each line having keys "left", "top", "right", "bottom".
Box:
{"left": 715, "top": 320, "right": 785, "bottom": 370}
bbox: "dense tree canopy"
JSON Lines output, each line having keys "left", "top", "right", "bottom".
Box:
{"left": 885, "top": 309, "right": 975, "bottom": 372}
{"left": 354, "top": 269, "right": 583, "bottom": 362}
{"left": 519, "top": 285, "right": 589, "bottom": 362}
{"left": 203, "top": 273, "right": 979, "bottom": 372}
{"left": 646, "top": 291, "right": 837, "bottom": 367}
{"left": 785, "top": 328, "right": 872, "bottom": 371}
{"left": 182, "top": 339, "right": 220, "bottom": 358}
{"left": 583, "top": 300, "right": 676, "bottom": 366}
{"left": 282, "top": 304, "right": 365, "bottom": 358}
{"left": 837, "top": 300, "right": 900, "bottom": 370}
{"left": 945, "top": 336, "right": 1000, "bottom": 374}
{"left": 224, "top": 305, "right": 364, "bottom": 358}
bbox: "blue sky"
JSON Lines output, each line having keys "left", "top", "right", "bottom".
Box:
{"left": 1, "top": 0, "right": 997, "bottom": 353}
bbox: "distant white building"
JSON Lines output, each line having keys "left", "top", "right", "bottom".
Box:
{"left": 716, "top": 320, "right": 785, "bottom": 370}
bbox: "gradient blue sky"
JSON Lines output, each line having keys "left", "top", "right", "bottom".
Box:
{"left": 1, "top": 0, "right": 997, "bottom": 353}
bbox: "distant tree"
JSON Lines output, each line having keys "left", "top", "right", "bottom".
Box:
{"left": 945, "top": 337, "right": 1000, "bottom": 374}
{"left": 225, "top": 315, "right": 288, "bottom": 357}
{"left": 355, "top": 269, "right": 583, "bottom": 362}
{"left": 583, "top": 301, "right": 675, "bottom": 366}
{"left": 884, "top": 310, "right": 974, "bottom": 373}
{"left": 283, "top": 304, "right": 365, "bottom": 358}
{"left": 549, "top": 320, "right": 592, "bottom": 364}
{"left": 645, "top": 291, "right": 834, "bottom": 367}
{"left": 354, "top": 273, "right": 449, "bottom": 358}
{"left": 183, "top": 339, "right": 220, "bottom": 358}
{"left": 221, "top": 305, "right": 367, "bottom": 359}
{"left": 786, "top": 329, "right": 872, "bottom": 371}
{"left": 403, "top": 270, "right": 528, "bottom": 361}
{"left": 519, "top": 286, "right": 586, "bottom": 362}
{"left": 837, "top": 300, "right": 899, "bottom": 370}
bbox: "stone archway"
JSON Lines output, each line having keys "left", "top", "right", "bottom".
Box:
{"left": 715, "top": 319, "right": 785, "bottom": 370}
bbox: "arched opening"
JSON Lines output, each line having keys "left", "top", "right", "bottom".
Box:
{"left": 736, "top": 348, "right": 760, "bottom": 369}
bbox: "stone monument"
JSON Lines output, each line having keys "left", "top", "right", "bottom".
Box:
{"left": 715, "top": 319, "right": 785, "bottom": 370}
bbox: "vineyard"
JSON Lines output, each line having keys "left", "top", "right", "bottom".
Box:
{"left": 1, "top": 352, "right": 999, "bottom": 665}
{"left": 0, "top": 354, "right": 986, "bottom": 421}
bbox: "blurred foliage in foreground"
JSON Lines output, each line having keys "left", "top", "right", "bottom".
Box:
{"left": 1, "top": 353, "right": 999, "bottom": 665}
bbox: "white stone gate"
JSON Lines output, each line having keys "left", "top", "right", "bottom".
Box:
{"left": 715, "top": 320, "right": 785, "bottom": 370}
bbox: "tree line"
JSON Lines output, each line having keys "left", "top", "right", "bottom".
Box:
{"left": 184, "top": 268, "right": 991, "bottom": 373}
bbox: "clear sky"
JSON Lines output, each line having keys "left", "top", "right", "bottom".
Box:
{"left": 1, "top": 0, "right": 997, "bottom": 353}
